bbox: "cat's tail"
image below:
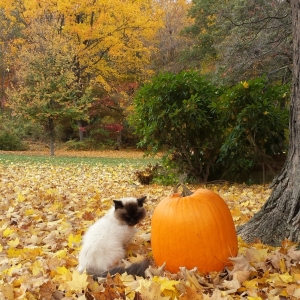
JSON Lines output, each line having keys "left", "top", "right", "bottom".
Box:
{"left": 93, "top": 259, "right": 150, "bottom": 279}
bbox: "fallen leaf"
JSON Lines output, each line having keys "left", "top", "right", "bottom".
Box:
{"left": 66, "top": 270, "right": 89, "bottom": 293}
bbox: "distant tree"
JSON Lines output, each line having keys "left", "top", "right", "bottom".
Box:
{"left": 0, "top": 8, "right": 23, "bottom": 109}
{"left": 184, "top": 0, "right": 292, "bottom": 84}
{"left": 219, "top": 0, "right": 291, "bottom": 84}
{"left": 8, "top": 19, "right": 93, "bottom": 156}
{"left": 86, "top": 82, "right": 138, "bottom": 149}
{"left": 183, "top": 0, "right": 222, "bottom": 73}
{"left": 151, "top": 0, "right": 194, "bottom": 73}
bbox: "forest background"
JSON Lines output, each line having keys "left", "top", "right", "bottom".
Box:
{"left": 0, "top": 0, "right": 291, "bottom": 184}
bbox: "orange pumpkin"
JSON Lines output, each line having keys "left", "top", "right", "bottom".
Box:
{"left": 151, "top": 186, "right": 238, "bottom": 273}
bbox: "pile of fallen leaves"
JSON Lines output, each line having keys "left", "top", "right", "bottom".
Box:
{"left": 0, "top": 154, "right": 300, "bottom": 299}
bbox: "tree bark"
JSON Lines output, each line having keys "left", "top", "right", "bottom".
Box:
{"left": 237, "top": 0, "right": 300, "bottom": 246}
{"left": 49, "top": 117, "right": 55, "bottom": 156}
{"left": 78, "top": 120, "right": 84, "bottom": 142}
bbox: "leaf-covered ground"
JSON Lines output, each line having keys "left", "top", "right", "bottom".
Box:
{"left": 0, "top": 150, "right": 299, "bottom": 300}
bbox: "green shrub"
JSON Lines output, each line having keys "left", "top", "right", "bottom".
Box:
{"left": 213, "top": 76, "right": 289, "bottom": 176}
{"left": 130, "top": 70, "right": 223, "bottom": 182}
{"left": 0, "top": 132, "right": 28, "bottom": 151}
{"left": 65, "top": 139, "right": 95, "bottom": 150}
{"left": 0, "top": 113, "right": 30, "bottom": 151}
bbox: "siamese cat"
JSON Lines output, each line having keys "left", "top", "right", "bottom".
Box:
{"left": 78, "top": 196, "right": 149, "bottom": 277}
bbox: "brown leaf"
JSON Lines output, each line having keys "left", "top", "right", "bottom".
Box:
{"left": 82, "top": 211, "right": 95, "bottom": 221}
{"left": 39, "top": 281, "right": 57, "bottom": 300}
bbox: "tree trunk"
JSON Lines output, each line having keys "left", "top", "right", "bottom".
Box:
{"left": 78, "top": 120, "right": 84, "bottom": 141}
{"left": 49, "top": 117, "right": 55, "bottom": 156}
{"left": 237, "top": 0, "right": 300, "bottom": 246}
{"left": 116, "top": 131, "right": 122, "bottom": 150}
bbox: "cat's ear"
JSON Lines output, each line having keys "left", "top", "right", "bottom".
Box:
{"left": 137, "top": 196, "right": 147, "bottom": 207}
{"left": 113, "top": 200, "right": 124, "bottom": 210}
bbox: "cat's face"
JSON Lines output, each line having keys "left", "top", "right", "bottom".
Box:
{"left": 113, "top": 196, "right": 146, "bottom": 226}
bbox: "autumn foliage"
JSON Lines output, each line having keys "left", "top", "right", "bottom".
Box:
{"left": 0, "top": 0, "right": 164, "bottom": 153}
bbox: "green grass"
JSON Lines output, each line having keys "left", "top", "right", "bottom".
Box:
{"left": 0, "top": 153, "right": 160, "bottom": 167}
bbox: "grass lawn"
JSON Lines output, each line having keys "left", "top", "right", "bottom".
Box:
{"left": 0, "top": 148, "right": 160, "bottom": 166}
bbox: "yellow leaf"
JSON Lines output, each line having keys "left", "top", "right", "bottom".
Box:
{"left": 7, "top": 247, "right": 43, "bottom": 259}
{"left": 266, "top": 272, "right": 294, "bottom": 284}
{"left": 4, "top": 264, "right": 22, "bottom": 276}
{"left": 3, "top": 227, "right": 15, "bottom": 237}
{"left": 31, "top": 260, "right": 43, "bottom": 276}
{"left": 7, "top": 237, "right": 19, "bottom": 247}
{"left": 152, "top": 276, "right": 179, "bottom": 292}
{"left": 241, "top": 81, "right": 249, "bottom": 88}
{"left": 152, "top": 276, "right": 180, "bottom": 298}
{"left": 242, "top": 279, "right": 258, "bottom": 289}
{"left": 280, "top": 272, "right": 294, "bottom": 283}
{"left": 58, "top": 220, "right": 72, "bottom": 233}
{"left": 56, "top": 266, "right": 70, "bottom": 275}
{"left": 280, "top": 289, "right": 289, "bottom": 297}
{"left": 53, "top": 266, "right": 73, "bottom": 282}
{"left": 280, "top": 258, "right": 287, "bottom": 273}
{"left": 25, "top": 209, "right": 36, "bottom": 216}
{"left": 17, "top": 193, "right": 26, "bottom": 202}
{"left": 120, "top": 272, "right": 136, "bottom": 286}
{"left": 7, "top": 248, "right": 21, "bottom": 258}
{"left": 54, "top": 249, "right": 67, "bottom": 258}
{"left": 68, "top": 233, "right": 82, "bottom": 248}
{"left": 66, "top": 270, "right": 89, "bottom": 292}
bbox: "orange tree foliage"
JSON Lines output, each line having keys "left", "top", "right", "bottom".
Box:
{"left": 0, "top": 0, "right": 163, "bottom": 90}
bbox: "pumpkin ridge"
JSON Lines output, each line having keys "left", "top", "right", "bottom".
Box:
{"left": 173, "top": 196, "right": 182, "bottom": 269}
{"left": 162, "top": 197, "right": 174, "bottom": 266}
{"left": 185, "top": 194, "right": 204, "bottom": 270}
{"left": 205, "top": 194, "right": 222, "bottom": 269}
{"left": 215, "top": 194, "right": 238, "bottom": 259}
{"left": 191, "top": 193, "right": 208, "bottom": 270}
{"left": 206, "top": 192, "right": 233, "bottom": 268}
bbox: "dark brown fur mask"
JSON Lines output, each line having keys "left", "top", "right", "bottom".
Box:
{"left": 113, "top": 196, "right": 146, "bottom": 226}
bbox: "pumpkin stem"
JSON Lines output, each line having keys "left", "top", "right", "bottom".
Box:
{"left": 174, "top": 183, "right": 193, "bottom": 197}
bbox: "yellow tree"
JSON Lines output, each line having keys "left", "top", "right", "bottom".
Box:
{"left": 59, "top": 0, "right": 162, "bottom": 87}
{"left": 7, "top": 18, "right": 93, "bottom": 156}
{"left": 1, "top": 0, "right": 162, "bottom": 89}
{"left": 0, "top": 6, "right": 24, "bottom": 109}
{"left": 0, "top": 0, "right": 163, "bottom": 145}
